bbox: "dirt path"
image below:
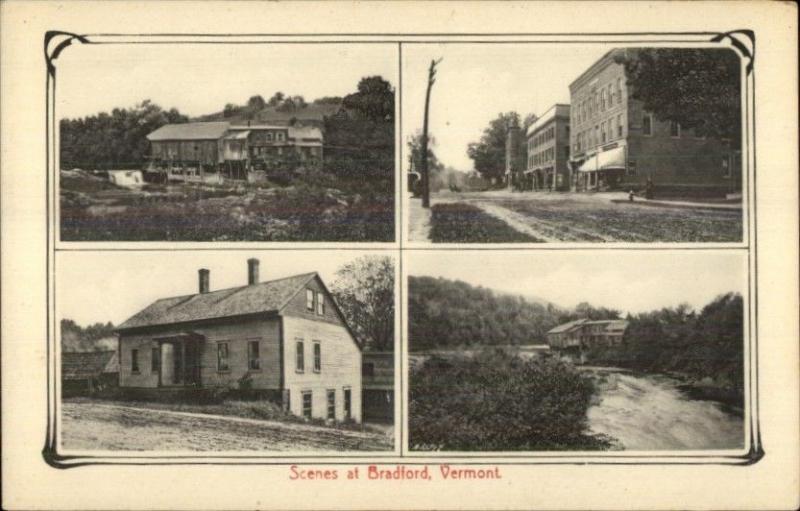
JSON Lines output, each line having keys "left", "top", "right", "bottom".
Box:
{"left": 61, "top": 401, "right": 392, "bottom": 452}
{"left": 407, "top": 196, "right": 432, "bottom": 242}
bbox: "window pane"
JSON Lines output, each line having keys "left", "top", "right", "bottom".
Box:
{"left": 302, "top": 391, "right": 312, "bottom": 419}
{"left": 316, "top": 293, "right": 324, "bottom": 315}
{"left": 327, "top": 390, "right": 335, "bottom": 420}
{"left": 314, "top": 343, "right": 321, "bottom": 372}
{"left": 249, "top": 340, "right": 260, "bottom": 370}
{"left": 217, "top": 343, "right": 229, "bottom": 371}
{"left": 296, "top": 341, "right": 304, "bottom": 372}
{"left": 131, "top": 349, "right": 139, "bottom": 372}
{"left": 306, "top": 289, "right": 314, "bottom": 310}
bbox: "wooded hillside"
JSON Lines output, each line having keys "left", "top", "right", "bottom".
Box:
{"left": 408, "top": 276, "right": 620, "bottom": 350}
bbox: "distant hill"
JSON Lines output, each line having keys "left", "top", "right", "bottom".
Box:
{"left": 408, "top": 276, "right": 566, "bottom": 351}
{"left": 195, "top": 101, "right": 342, "bottom": 126}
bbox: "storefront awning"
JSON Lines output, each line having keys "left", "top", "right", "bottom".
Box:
{"left": 577, "top": 146, "right": 626, "bottom": 172}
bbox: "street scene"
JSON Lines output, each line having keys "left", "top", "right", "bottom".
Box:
{"left": 407, "top": 251, "right": 746, "bottom": 451}
{"left": 58, "top": 44, "right": 396, "bottom": 242}
{"left": 59, "top": 251, "right": 395, "bottom": 452}
{"left": 404, "top": 45, "right": 743, "bottom": 243}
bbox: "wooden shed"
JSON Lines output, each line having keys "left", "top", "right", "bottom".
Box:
{"left": 61, "top": 350, "right": 119, "bottom": 397}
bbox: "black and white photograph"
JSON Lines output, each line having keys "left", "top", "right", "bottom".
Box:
{"left": 57, "top": 251, "right": 396, "bottom": 452}
{"left": 404, "top": 44, "right": 744, "bottom": 243}
{"left": 407, "top": 250, "right": 747, "bottom": 452}
{"left": 58, "top": 43, "right": 397, "bottom": 242}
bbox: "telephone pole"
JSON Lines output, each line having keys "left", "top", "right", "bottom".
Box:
{"left": 420, "top": 58, "right": 442, "bottom": 209}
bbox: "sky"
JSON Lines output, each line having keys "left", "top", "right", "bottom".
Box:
{"left": 401, "top": 43, "right": 609, "bottom": 172}
{"left": 57, "top": 43, "right": 398, "bottom": 120}
{"left": 408, "top": 251, "right": 746, "bottom": 315}
{"left": 57, "top": 251, "right": 393, "bottom": 326}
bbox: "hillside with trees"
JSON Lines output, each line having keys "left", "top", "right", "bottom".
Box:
{"left": 408, "top": 275, "right": 619, "bottom": 350}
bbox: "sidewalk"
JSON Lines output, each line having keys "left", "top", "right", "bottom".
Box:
{"left": 407, "top": 196, "right": 432, "bottom": 242}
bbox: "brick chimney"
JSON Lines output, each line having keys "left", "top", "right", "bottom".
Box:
{"left": 247, "top": 258, "right": 260, "bottom": 285}
{"left": 198, "top": 268, "right": 210, "bottom": 294}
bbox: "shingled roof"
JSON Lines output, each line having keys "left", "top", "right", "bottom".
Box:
{"left": 116, "top": 272, "right": 318, "bottom": 331}
{"left": 146, "top": 121, "right": 231, "bottom": 141}
{"left": 62, "top": 351, "right": 118, "bottom": 380}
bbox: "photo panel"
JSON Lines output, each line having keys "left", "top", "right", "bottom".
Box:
{"left": 53, "top": 249, "right": 401, "bottom": 460}
{"left": 54, "top": 40, "right": 400, "bottom": 247}
{"left": 403, "top": 249, "right": 753, "bottom": 458}
{"left": 401, "top": 42, "right": 749, "bottom": 247}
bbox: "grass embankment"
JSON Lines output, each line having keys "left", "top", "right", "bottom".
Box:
{"left": 409, "top": 350, "right": 613, "bottom": 451}
{"left": 429, "top": 203, "right": 540, "bottom": 243}
{"left": 60, "top": 171, "right": 394, "bottom": 242}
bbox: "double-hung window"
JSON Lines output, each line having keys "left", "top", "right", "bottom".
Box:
{"left": 313, "top": 342, "right": 321, "bottom": 373}
{"left": 296, "top": 340, "right": 305, "bottom": 373}
{"left": 131, "top": 349, "right": 139, "bottom": 373}
{"left": 306, "top": 289, "right": 315, "bottom": 311}
{"left": 248, "top": 340, "right": 260, "bottom": 370}
{"left": 217, "top": 342, "right": 229, "bottom": 371}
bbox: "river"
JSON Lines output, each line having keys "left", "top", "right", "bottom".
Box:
{"left": 584, "top": 367, "right": 744, "bottom": 450}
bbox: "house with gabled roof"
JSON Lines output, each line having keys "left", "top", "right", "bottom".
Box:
{"left": 115, "top": 258, "right": 362, "bottom": 423}
{"left": 546, "top": 318, "right": 629, "bottom": 352}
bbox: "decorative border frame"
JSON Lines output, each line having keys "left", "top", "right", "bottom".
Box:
{"left": 43, "top": 30, "right": 759, "bottom": 468}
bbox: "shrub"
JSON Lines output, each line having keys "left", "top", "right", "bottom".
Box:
{"left": 409, "top": 349, "right": 612, "bottom": 451}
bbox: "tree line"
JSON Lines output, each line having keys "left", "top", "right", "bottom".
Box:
{"left": 60, "top": 100, "right": 189, "bottom": 170}
{"left": 59, "top": 75, "right": 394, "bottom": 182}
{"left": 588, "top": 292, "right": 744, "bottom": 401}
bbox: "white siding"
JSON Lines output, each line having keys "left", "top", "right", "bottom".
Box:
{"left": 282, "top": 315, "right": 362, "bottom": 422}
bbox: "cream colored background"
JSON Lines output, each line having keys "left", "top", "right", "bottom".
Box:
{"left": 2, "top": 1, "right": 798, "bottom": 509}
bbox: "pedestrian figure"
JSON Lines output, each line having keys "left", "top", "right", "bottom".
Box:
{"left": 629, "top": 189, "right": 635, "bottom": 202}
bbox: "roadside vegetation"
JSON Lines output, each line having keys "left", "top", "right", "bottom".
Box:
{"left": 429, "top": 203, "right": 539, "bottom": 243}
{"left": 409, "top": 349, "right": 614, "bottom": 451}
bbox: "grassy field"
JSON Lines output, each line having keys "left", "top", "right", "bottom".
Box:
{"left": 61, "top": 399, "right": 393, "bottom": 452}
{"left": 60, "top": 171, "right": 394, "bottom": 242}
{"left": 429, "top": 203, "right": 540, "bottom": 243}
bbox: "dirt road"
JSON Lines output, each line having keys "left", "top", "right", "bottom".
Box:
{"left": 423, "top": 190, "right": 742, "bottom": 243}
{"left": 61, "top": 401, "right": 393, "bottom": 452}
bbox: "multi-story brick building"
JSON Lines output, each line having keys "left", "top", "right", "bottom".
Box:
{"left": 569, "top": 48, "right": 741, "bottom": 195}
{"left": 525, "top": 104, "right": 571, "bottom": 191}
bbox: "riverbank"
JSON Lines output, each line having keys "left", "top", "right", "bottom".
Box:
{"left": 583, "top": 367, "right": 744, "bottom": 450}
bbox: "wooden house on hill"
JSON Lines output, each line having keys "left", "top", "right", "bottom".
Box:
{"left": 61, "top": 350, "right": 119, "bottom": 397}
{"left": 115, "top": 258, "right": 362, "bottom": 423}
{"left": 145, "top": 121, "right": 323, "bottom": 181}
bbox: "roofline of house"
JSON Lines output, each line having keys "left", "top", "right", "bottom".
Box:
{"left": 115, "top": 310, "right": 280, "bottom": 335}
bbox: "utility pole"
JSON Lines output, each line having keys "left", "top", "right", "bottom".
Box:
{"left": 420, "top": 57, "right": 442, "bottom": 209}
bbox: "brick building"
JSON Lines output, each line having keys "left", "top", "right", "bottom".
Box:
{"left": 569, "top": 48, "right": 741, "bottom": 195}
{"left": 525, "top": 104, "right": 572, "bottom": 191}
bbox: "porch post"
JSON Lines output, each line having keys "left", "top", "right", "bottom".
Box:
{"left": 181, "top": 339, "right": 188, "bottom": 385}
